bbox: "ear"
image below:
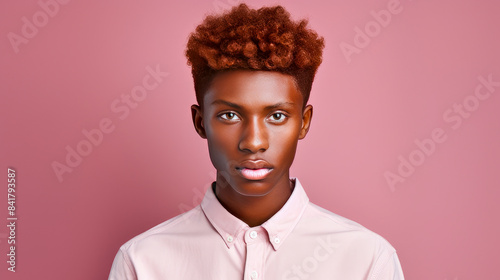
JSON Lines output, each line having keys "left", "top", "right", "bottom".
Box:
{"left": 298, "top": 104, "right": 313, "bottom": 139}
{"left": 191, "top": 104, "right": 207, "bottom": 139}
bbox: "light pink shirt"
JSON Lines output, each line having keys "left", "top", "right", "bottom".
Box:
{"left": 109, "top": 178, "right": 404, "bottom": 280}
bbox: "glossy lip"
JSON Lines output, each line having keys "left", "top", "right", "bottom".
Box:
{"left": 236, "top": 159, "right": 273, "bottom": 180}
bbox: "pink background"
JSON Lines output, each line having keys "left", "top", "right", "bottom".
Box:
{"left": 1, "top": 0, "right": 499, "bottom": 279}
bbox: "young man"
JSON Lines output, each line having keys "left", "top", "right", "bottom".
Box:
{"left": 109, "top": 4, "right": 404, "bottom": 279}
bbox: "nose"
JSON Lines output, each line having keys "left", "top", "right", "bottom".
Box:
{"left": 238, "top": 117, "right": 269, "bottom": 153}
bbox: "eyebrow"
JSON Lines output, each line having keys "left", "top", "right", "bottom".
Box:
{"left": 264, "top": 102, "right": 295, "bottom": 110}
{"left": 211, "top": 99, "right": 242, "bottom": 109}
{"left": 211, "top": 100, "right": 295, "bottom": 110}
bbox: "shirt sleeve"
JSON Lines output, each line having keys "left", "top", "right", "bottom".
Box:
{"left": 108, "top": 248, "right": 137, "bottom": 280}
{"left": 371, "top": 251, "right": 405, "bottom": 280}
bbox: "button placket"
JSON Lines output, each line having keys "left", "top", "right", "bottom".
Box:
{"left": 243, "top": 228, "right": 264, "bottom": 280}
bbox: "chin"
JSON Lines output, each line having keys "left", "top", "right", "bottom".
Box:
{"left": 231, "top": 180, "right": 275, "bottom": 197}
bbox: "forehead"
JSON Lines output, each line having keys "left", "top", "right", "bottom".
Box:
{"left": 204, "top": 70, "right": 303, "bottom": 109}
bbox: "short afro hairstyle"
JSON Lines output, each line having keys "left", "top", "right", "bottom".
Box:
{"left": 185, "top": 3, "right": 325, "bottom": 108}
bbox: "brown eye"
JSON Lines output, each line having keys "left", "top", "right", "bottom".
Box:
{"left": 269, "top": 112, "right": 287, "bottom": 123}
{"left": 219, "top": 112, "right": 240, "bottom": 121}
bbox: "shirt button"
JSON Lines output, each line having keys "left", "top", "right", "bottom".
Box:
{"left": 249, "top": 231, "right": 258, "bottom": 239}
{"left": 227, "top": 235, "right": 233, "bottom": 243}
{"left": 274, "top": 237, "right": 281, "bottom": 244}
{"left": 250, "top": 270, "right": 258, "bottom": 279}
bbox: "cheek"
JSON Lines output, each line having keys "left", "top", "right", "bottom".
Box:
{"left": 205, "top": 123, "right": 238, "bottom": 167}
{"left": 269, "top": 123, "right": 300, "bottom": 160}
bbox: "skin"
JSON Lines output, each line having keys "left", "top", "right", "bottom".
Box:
{"left": 191, "top": 70, "right": 313, "bottom": 227}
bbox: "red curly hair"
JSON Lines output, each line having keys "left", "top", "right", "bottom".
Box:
{"left": 185, "top": 3, "right": 325, "bottom": 108}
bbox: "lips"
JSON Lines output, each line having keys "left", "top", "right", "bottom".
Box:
{"left": 236, "top": 159, "right": 273, "bottom": 180}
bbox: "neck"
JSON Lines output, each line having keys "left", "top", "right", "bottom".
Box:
{"left": 214, "top": 175, "right": 294, "bottom": 227}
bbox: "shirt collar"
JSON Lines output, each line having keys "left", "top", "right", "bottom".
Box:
{"left": 200, "top": 177, "right": 309, "bottom": 251}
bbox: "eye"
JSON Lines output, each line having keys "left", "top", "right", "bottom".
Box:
{"left": 219, "top": 112, "right": 240, "bottom": 121}
{"left": 268, "top": 112, "right": 287, "bottom": 123}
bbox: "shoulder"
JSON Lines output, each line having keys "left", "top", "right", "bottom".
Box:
{"left": 109, "top": 206, "right": 209, "bottom": 279}
{"left": 118, "top": 205, "right": 205, "bottom": 253}
{"left": 294, "top": 202, "right": 401, "bottom": 278}
{"left": 300, "top": 202, "right": 397, "bottom": 253}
